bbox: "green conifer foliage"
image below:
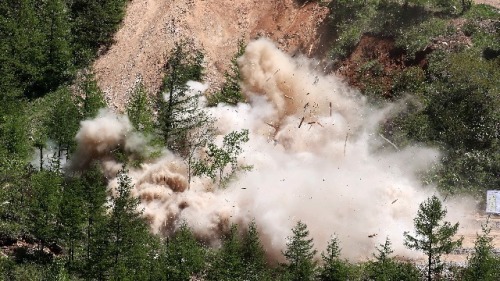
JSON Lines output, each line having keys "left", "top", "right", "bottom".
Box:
{"left": 368, "top": 237, "right": 420, "bottom": 281}
{"left": 241, "top": 220, "right": 270, "bottom": 281}
{"left": 207, "top": 224, "right": 244, "bottom": 281}
{"left": 45, "top": 88, "right": 81, "bottom": 159}
{"left": 127, "top": 81, "right": 155, "bottom": 135}
{"left": 80, "top": 164, "right": 110, "bottom": 279}
{"left": 28, "top": 169, "right": 63, "bottom": 252}
{"left": 156, "top": 42, "right": 207, "bottom": 153}
{"left": 107, "top": 168, "right": 151, "bottom": 280}
{"left": 404, "top": 195, "right": 463, "bottom": 281}
{"left": 282, "top": 221, "right": 317, "bottom": 281}
{"left": 77, "top": 72, "right": 107, "bottom": 119}
{"left": 209, "top": 41, "right": 246, "bottom": 106}
{"left": 318, "top": 236, "right": 349, "bottom": 281}
{"left": 164, "top": 223, "right": 206, "bottom": 281}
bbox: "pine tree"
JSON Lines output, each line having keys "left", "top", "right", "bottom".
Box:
{"left": 40, "top": 0, "right": 73, "bottom": 92}
{"left": 318, "top": 236, "right": 349, "bottom": 281}
{"left": 164, "top": 223, "right": 206, "bottom": 281}
{"left": 3, "top": 0, "right": 47, "bottom": 97}
{"left": 369, "top": 237, "right": 394, "bottom": 281}
{"left": 156, "top": 41, "right": 208, "bottom": 153}
{"left": 76, "top": 72, "right": 107, "bottom": 119}
{"left": 107, "top": 168, "right": 151, "bottom": 280}
{"left": 80, "top": 164, "right": 110, "bottom": 279}
{"left": 57, "top": 176, "right": 86, "bottom": 271}
{"left": 404, "top": 195, "right": 463, "bottom": 281}
{"left": 0, "top": 104, "right": 31, "bottom": 161}
{"left": 207, "top": 224, "right": 244, "bottom": 281}
{"left": 0, "top": 158, "right": 32, "bottom": 239}
{"left": 127, "top": 80, "right": 155, "bottom": 135}
{"left": 462, "top": 220, "right": 500, "bottom": 281}
{"left": 282, "top": 221, "right": 317, "bottom": 281}
{"left": 209, "top": 40, "right": 246, "bottom": 106}
{"left": 69, "top": 0, "right": 128, "bottom": 65}
{"left": 45, "top": 88, "right": 81, "bottom": 160}
{"left": 28, "top": 169, "right": 63, "bottom": 253}
{"left": 241, "top": 220, "right": 270, "bottom": 281}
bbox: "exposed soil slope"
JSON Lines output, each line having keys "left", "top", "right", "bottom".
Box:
{"left": 93, "top": 0, "right": 329, "bottom": 110}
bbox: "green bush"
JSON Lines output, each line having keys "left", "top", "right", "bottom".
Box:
{"left": 464, "top": 4, "right": 500, "bottom": 20}
{"left": 395, "top": 18, "right": 448, "bottom": 58}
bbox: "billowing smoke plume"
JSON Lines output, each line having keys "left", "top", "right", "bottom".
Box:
{"left": 72, "top": 38, "right": 474, "bottom": 261}
{"left": 71, "top": 109, "right": 147, "bottom": 171}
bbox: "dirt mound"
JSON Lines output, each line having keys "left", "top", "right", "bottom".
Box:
{"left": 93, "top": 0, "right": 329, "bottom": 110}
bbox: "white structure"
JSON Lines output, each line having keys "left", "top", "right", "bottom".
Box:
{"left": 486, "top": 190, "right": 500, "bottom": 214}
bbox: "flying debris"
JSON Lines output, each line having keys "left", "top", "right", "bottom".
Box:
{"left": 71, "top": 38, "right": 474, "bottom": 261}
{"left": 298, "top": 117, "right": 305, "bottom": 128}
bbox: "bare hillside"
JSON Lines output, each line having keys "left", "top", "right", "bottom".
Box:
{"left": 93, "top": 0, "right": 329, "bottom": 110}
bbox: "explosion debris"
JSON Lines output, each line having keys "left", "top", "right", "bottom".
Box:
{"left": 73, "top": 38, "right": 475, "bottom": 261}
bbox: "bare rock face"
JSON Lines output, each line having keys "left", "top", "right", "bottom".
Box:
{"left": 93, "top": 0, "right": 329, "bottom": 110}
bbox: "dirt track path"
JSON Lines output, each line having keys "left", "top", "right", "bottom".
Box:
{"left": 443, "top": 214, "right": 500, "bottom": 263}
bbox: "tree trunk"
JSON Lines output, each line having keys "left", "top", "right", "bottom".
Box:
{"left": 39, "top": 145, "right": 43, "bottom": 171}
{"left": 428, "top": 251, "right": 432, "bottom": 281}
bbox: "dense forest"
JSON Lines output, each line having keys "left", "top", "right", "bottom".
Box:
{"left": 0, "top": 0, "right": 499, "bottom": 280}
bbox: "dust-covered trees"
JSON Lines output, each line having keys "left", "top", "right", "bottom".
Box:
{"left": 282, "top": 221, "right": 317, "bottom": 281}
{"left": 404, "top": 195, "right": 463, "bottom": 281}
{"left": 193, "top": 129, "right": 250, "bottom": 187}
{"left": 240, "top": 220, "right": 270, "bottom": 281}
{"left": 206, "top": 224, "right": 244, "bottom": 281}
{"left": 208, "top": 41, "right": 246, "bottom": 106}
{"left": 127, "top": 81, "right": 155, "bottom": 135}
{"left": 318, "top": 236, "right": 349, "bottom": 281}
{"left": 367, "top": 237, "right": 420, "bottom": 281}
{"left": 156, "top": 42, "right": 208, "bottom": 153}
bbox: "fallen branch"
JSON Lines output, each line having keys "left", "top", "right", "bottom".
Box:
{"left": 298, "top": 117, "right": 305, "bottom": 128}
{"left": 344, "top": 132, "right": 349, "bottom": 156}
{"left": 379, "top": 134, "right": 399, "bottom": 151}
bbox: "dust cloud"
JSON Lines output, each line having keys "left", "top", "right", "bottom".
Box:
{"left": 72, "top": 38, "right": 475, "bottom": 261}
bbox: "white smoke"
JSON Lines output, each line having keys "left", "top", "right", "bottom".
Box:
{"left": 71, "top": 109, "right": 148, "bottom": 171}
{"left": 72, "top": 38, "right": 475, "bottom": 261}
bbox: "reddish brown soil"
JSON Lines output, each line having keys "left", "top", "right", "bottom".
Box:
{"left": 336, "top": 35, "right": 407, "bottom": 98}
{"left": 93, "top": 0, "right": 329, "bottom": 110}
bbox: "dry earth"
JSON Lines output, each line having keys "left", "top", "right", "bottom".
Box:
{"left": 93, "top": 0, "right": 329, "bottom": 110}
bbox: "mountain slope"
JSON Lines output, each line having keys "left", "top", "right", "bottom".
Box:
{"left": 93, "top": 0, "right": 329, "bottom": 110}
